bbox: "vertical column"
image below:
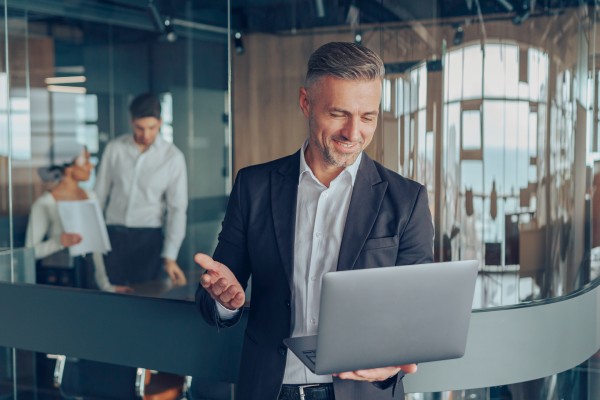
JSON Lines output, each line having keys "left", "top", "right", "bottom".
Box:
{"left": 427, "top": 62, "right": 443, "bottom": 261}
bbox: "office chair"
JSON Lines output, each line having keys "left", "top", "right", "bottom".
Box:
{"left": 54, "top": 355, "right": 139, "bottom": 399}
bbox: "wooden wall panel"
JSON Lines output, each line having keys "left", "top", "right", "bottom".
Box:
{"left": 232, "top": 11, "right": 585, "bottom": 176}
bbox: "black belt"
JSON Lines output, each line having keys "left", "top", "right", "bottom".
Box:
{"left": 278, "top": 383, "right": 334, "bottom": 400}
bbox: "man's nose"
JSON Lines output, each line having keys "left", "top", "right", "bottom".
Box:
{"left": 343, "top": 117, "right": 361, "bottom": 141}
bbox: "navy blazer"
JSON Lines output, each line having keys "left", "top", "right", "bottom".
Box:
{"left": 196, "top": 150, "right": 434, "bottom": 400}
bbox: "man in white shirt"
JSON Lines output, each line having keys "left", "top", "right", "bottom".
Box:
{"left": 95, "top": 93, "right": 187, "bottom": 287}
{"left": 194, "top": 43, "right": 433, "bottom": 400}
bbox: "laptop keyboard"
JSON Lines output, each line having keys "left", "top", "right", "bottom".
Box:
{"left": 302, "top": 350, "right": 317, "bottom": 365}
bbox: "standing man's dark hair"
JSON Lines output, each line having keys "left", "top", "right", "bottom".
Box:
{"left": 129, "top": 93, "right": 161, "bottom": 120}
{"left": 305, "top": 42, "right": 385, "bottom": 88}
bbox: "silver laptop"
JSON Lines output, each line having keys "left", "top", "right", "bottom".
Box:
{"left": 283, "top": 260, "right": 478, "bottom": 375}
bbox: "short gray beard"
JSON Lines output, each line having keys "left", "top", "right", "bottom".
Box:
{"left": 308, "top": 113, "right": 359, "bottom": 169}
{"left": 320, "top": 141, "right": 359, "bottom": 169}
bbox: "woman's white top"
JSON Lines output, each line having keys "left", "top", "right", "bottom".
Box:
{"left": 25, "top": 191, "right": 115, "bottom": 292}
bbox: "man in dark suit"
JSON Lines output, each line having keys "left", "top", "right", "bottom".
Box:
{"left": 195, "top": 42, "right": 434, "bottom": 400}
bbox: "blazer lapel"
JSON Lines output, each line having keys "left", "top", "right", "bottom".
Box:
{"left": 337, "top": 154, "right": 388, "bottom": 271}
{"left": 271, "top": 151, "right": 300, "bottom": 289}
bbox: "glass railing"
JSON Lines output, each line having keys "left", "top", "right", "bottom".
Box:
{"left": 1, "top": 270, "right": 599, "bottom": 399}
{"left": 406, "top": 274, "right": 600, "bottom": 399}
{"left": 0, "top": 247, "right": 35, "bottom": 284}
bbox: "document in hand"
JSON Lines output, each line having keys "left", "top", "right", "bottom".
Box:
{"left": 57, "top": 199, "right": 111, "bottom": 256}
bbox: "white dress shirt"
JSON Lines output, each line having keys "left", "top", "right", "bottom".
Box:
{"left": 217, "top": 141, "right": 361, "bottom": 384}
{"left": 94, "top": 134, "right": 188, "bottom": 261}
{"left": 283, "top": 142, "right": 360, "bottom": 384}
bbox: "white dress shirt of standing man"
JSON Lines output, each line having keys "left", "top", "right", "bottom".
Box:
{"left": 95, "top": 93, "right": 188, "bottom": 287}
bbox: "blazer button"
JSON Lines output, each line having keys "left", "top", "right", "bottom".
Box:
{"left": 278, "top": 345, "right": 287, "bottom": 356}
{"left": 284, "top": 300, "right": 291, "bottom": 307}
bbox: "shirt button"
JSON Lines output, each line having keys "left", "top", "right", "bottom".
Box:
{"left": 315, "top": 232, "right": 322, "bottom": 239}
{"left": 323, "top": 192, "right": 329, "bottom": 198}
{"left": 278, "top": 345, "right": 287, "bottom": 356}
{"left": 310, "top": 318, "right": 316, "bottom": 324}
{"left": 310, "top": 276, "right": 317, "bottom": 281}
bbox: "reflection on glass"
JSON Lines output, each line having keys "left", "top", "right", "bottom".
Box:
{"left": 440, "top": 42, "right": 562, "bottom": 306}
{"left": 204, "top": 1, "right": 600, "bottom": 398}
{"left": 446, "top": 49, "right": 464, "bottom": 101}
{"left": 462, "top": 110, "right": 481, "bottom": 150}
{"left": 382, "top": 78, "right": 392, "bottom": 113}
{"left": 0, "top": 247, "right": 35, "bottom": 284}
{"left": 462, "top": 45, "right": 483, "bottom": 99}
{"left": 0, "top": 1, "right": 230, "bottom": 301}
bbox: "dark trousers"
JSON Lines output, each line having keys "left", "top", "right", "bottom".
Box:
{"left": 278, "top": 384, "right": 335, "bottom": 400}
{"left": 104, "top": 225, "right": 164, "bottom": 285}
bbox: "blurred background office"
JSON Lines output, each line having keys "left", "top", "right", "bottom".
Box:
{"left": 0, "top": 0, "right": 599, "bottom": 399}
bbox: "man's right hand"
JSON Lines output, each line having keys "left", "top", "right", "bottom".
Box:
{"left": 195, "top": 253, "right": 245, "bottom": 310}
{"left": 60, "top": 233, "right": 82, "bottom": 247}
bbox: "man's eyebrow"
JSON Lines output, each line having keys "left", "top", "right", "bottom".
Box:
{"left": 330, "top": 107, "right": 349, "bottom": 113}
{"left": 329, "top": 107, "right": 379, "bottom": 116}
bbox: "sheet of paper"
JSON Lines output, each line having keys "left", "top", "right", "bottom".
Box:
{"left": 57, "top": 199, "right": 111, "bottom": 256}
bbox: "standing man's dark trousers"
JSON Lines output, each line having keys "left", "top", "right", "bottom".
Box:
{"left": 104, "top": 225, "right": 164, "bottom": 285}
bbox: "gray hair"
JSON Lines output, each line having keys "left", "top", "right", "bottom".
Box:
{"left": 305, "top": 42, "right": 385, "bottom": 87}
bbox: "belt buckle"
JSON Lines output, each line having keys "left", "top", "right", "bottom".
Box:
{"left": 298, "top": 383, "right": 320, "bottom": 399}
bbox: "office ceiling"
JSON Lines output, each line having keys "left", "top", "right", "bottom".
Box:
{"left": 12, "top": 0, "right": 592, "bottom": 40}
{"left": 229, "top": 0, "right": 590, "bottom": 33}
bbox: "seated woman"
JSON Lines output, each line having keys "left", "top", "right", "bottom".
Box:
{"left": 25, "top": 145, "right": 131, "bottom": 293}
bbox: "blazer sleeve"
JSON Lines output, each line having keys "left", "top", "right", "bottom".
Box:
{"left": 195, "top": 169, "right": 252, "bottom": 328}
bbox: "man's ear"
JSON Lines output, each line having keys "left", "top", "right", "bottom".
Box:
{"left": 299, "top": 87, "right": 310, "bottom": 118}
{"left": 62, "top": 165, "right": 73, "bottom": 178}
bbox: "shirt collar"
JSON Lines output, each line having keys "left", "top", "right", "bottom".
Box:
{"left": 299, "top": 139, "right": 362, "bottom": 187}
{"left": 127, "top": 134, "right": 166, "bottom": 152}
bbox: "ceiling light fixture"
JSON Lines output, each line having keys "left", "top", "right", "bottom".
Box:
{"left": 234, "top": 31, "right": 244, "bottom": 54}
{"left": 453, "top": 25, "right": 464, "bottom": 46}
{"left": 44, "top": 76, "right": 86, "bottom": 85}
{"left": 147, "top": 1, "right": 177, "bottom": 42}
{"left": 47, "top": 85, "right": 87, "bottom": 94}
{"left": 354, "top": 32, "right": 362, "bottom": 45}
{"left": 162, "top": 17, "right": 177, "bottom": 42}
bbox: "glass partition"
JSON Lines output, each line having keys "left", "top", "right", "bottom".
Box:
{"left": 0, "top": 0, "right": 230, "bottom": 301}
{"left": 230, "top": 0, "right": 596, "bottom": 307}
{"left": 1, "top": 0, "right": 231, "bottom": 397}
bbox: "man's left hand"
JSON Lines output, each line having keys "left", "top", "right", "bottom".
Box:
{"left": 333, "top": 364, "right": 417, "bottom": 382}
{"left": 164, "top": 258, "right": 187, "bottom": 286}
